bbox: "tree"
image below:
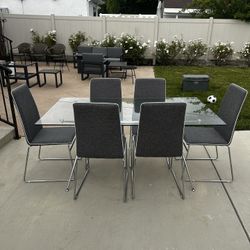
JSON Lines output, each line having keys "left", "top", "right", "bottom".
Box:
{"left": 100, "top": 0, "right": 159, "bottom": 14}
{"left": 106, "top": 0, "right": 120, "bottom": 13}
{"left": 187, "top": 0, "right": 250, "bottom": 21}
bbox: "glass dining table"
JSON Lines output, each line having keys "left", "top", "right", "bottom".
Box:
{"left": 36, "top": 97, "right": 225, "bottom": 127}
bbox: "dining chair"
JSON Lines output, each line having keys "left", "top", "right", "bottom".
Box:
{"left": 184, "top": 83, "right": 248, "bottom": 183}
{"left": 66, "top": 103, "right": 128, "bottom": 202}
{"left": 130, "top": 102, "right": 194, "bottom": 200}
{"left": 90, "top": 78, "right": 122, "bottom": 110}
{"left": 12, "top": 84, "right": 75, "bottom": 183}
{"left": 130, "top": 78, "right": 166, "bottom": 149}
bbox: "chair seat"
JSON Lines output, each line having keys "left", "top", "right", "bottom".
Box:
{"left": 31, "top": 127, "right": 75, "bottom": 145}
{"left": 184, "top": 127, "right": 227, "bottom": 145}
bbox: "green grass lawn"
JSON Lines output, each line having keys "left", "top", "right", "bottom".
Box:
{"left": 154, "top": 66, "right": 250, "bottom": 130}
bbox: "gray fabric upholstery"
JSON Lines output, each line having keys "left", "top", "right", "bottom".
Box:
{"left": 132, "top": 78, "right": 166, "bottom": 136}
{"left": 136, "top": 103, "right": 186, "bottom": 157}
{"left": 73, "top": 103, "right": 124, "bottom": 158}
{"left": 185, "top": 83, "right": 248, "bottom": 146}
{"left": 215, "top": 83, "right": 248, "bottom": 144}
{"left": 107, "top": 47, "right": 123, "bottom": 61}
{"left": 77, "top": 46, "right": 93, "bottom": 53}
{"left": 12, "top": 84, "right": 75, "bottom": 146}
{"left": 31, "top": 127, "right": 75, "bottom": 145}
{"left": 81, "top": 53, "right": 106, "bottom": 76}
{"left": 90, "top": 78, "right": 122, "bottom": 110}
{"left": 92, "top": 47, "right": 108, "bottom": 57}
{"left": 184, "top": 127, "right": 227, "bottom": 145}
{"left": 12, "top": 84, "right": 42, "bottom": 144}
{"left": 134, "top": 78, "right": 166, "bottom": 112}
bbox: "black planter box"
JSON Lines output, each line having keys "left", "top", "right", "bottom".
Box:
{"left": 182, "top": 74, "right": 209, "bottom": 91}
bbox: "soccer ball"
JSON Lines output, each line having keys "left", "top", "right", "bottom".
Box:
{"left": 207, "top": 95, "right": 217, "bottom": 103}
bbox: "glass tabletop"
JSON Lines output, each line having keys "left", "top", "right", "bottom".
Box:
{"left": 36, "top": 97, "right": 225, "bottom": 126}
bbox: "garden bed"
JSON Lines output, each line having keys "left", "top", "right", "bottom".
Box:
{"left": 154, "top": 66, "right": 250, "bottom": 130}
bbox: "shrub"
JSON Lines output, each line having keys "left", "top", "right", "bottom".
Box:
{"left": 44, "top": 30, "right": 56, "bottom": 48}
{"left": 155, "top": 37, "right": 185, "bottom": 65}
{"left": 100, "top": 33, "right": 118, "bottom": 47}
{"left": 68, "top": 31, "right": 87, "bottom": 52}
{"left": 30, "top": 28, "right": 44, "bottom": 44}
{"left": 211, "top": 41, "right": 234, "bottom": 65}
{"left": 183, "top": 39, "right": 207, "bottom": 65}
{"left": 240, "top": 42, "right": 250, "bottom": 66}
{"left": 119, "top": 33, "right": 149, "bottom": 64}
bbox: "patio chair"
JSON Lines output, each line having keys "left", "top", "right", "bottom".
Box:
{"left": 75, "top": 46, "right": 93, "bottom": 69}
{"left": 66, "top": 103, "right": 128, "bottom": 202}
{"left": 14, "top": 42, "right": 31, "bottom": 63}
{"left": 184, "top": 83, "right": 248, "bottom": 183}
{"left": 130, "top": 102, "right": 194, "bottom": 200}
{"left": 90, "top": 78, "right": 122, "bottom": 110}
{"left": 12, "top": 84, "right": 75, "bottom": 183}
{"left": 130, "top": 78, "right": 166, "bottom": 149}
{"left": 48, "top": 43, "right": 69, "bottom": 71}
{"left": 30, "top": 43, "right": 48, "bottom": 63}
{"left": 80, "top": 53, "right": 107, "bottom": 80}
{"left": 107, "top": 47, "right": 123, "bottom": 62}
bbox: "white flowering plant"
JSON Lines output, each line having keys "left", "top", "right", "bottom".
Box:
{"left": 100, "top": 33, "right": 118, "bottom": 47}
{"left": 118, "top": 34, "right": 149, "bottom": 64}
{"left": 30, "top": 28, "right": 44, "bottom": 44}
{"left": 155, "top": 37, "right": 185, "bottom": 65}
{"left": 211, "top": 41, "right": 234, "bottom": 65}
{"left": 240, "top": 42, "right": 250, "bottom": 66}
{"left": 68, "top": 31, "right": 87, "bottom": 52}
{"left": 44, "top": 30, "right": 57, "bottom": 48}
{"left": 183, "top": 39, "right": 207, "bottom": 65}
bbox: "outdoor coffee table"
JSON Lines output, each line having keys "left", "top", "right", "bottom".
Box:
{"left": 39, "top": 69, "right": 63, "bottom": 88}
{"left": 108, "top": 61, "right": 137, "bottom": 84}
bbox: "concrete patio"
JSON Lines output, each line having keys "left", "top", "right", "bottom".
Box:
{"left": 0, "top": 64, "right": 250, "bottom": 249}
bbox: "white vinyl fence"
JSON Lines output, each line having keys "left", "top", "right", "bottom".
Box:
{"left": 2, "top": 14, "right": 250, "bottom": 58}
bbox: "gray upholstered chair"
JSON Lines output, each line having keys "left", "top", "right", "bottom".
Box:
{"left": 184, "top": 83, "right": 248, "bottom": 183}
{"left": 130, "top": 78, "right": 166, "bottom": 145}
{"left": 66, "top": 103, "right": 128, "bottom": 202}
{"left": 107, "top": 47, "right": 123, "bottom": 62}
{"left": 80, "top": 53, "right": 107, "bottom": 80}
{"left": 90, "top": 78, "right": 122, "bottom": 110}
{"left": 12, "top": 84, "right": 75, "bottom": 183}
{"left": 92, "top": 47, "right": 108, "bottom": 57}
{"left": 134, "top": 78, "right": 166, "bottom": 113}
{"left": 130, "top": 102, "right": 194, "bottom": 200}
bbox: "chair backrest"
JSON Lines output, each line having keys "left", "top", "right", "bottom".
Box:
{"left": 215, "top": 83, "right": 248, "bottom": 144}
{"left": 11, "top": 84, "right": 42, "bottom": 144}
{"left": 18, "top": 43, "right": 31, "bottom": 54}
{"left": 81, "top": 53, "right": 104, "bottom": 64}
{"left": 92, "top": 47, "right": 108, "bottom": 57}
{"left": 90, "top": 78, "right": 122, "bottom": 110}
{"left": 77, "top": 46, "right": 93, "bottom": 53}
{"left": 49, "top": 43, "right": 65, "bottom": 55}
{"left": 136, "top": 102, "right": 186, "bottom": 157}
{"left": 107, "top": 47, "right": 123, "bottom": 59}
{"left": 134, "top": 78, "right": 166, "bottom": 112}
{"left": 32, "top": 43, "right": 48, "bottom": 54}
{"left": 73, "top": 103, "right": 124, "bottom": 158}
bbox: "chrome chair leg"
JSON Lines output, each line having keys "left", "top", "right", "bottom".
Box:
{"left": 130, "top": 136, "right": 136, "bottom": 199}
{"left": 25, "top": 146, "right": 74, "bottom": 183}
{"left": 65, "top": 156, "right": 78, "bottom": 192}
{"left": 123, "top": 144, "right": 128, "bottom": 202}
{"left": 168, "top": 157, "right": 185, "bottom": 199}
{"left": 182, "top": 156, "right": 195, "bottom": 192}
{"left": 74, "top": 157, "right": 90, "bottom": 200}
{"left": 185, "top": 145, "right": 234, "bottom": 183}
